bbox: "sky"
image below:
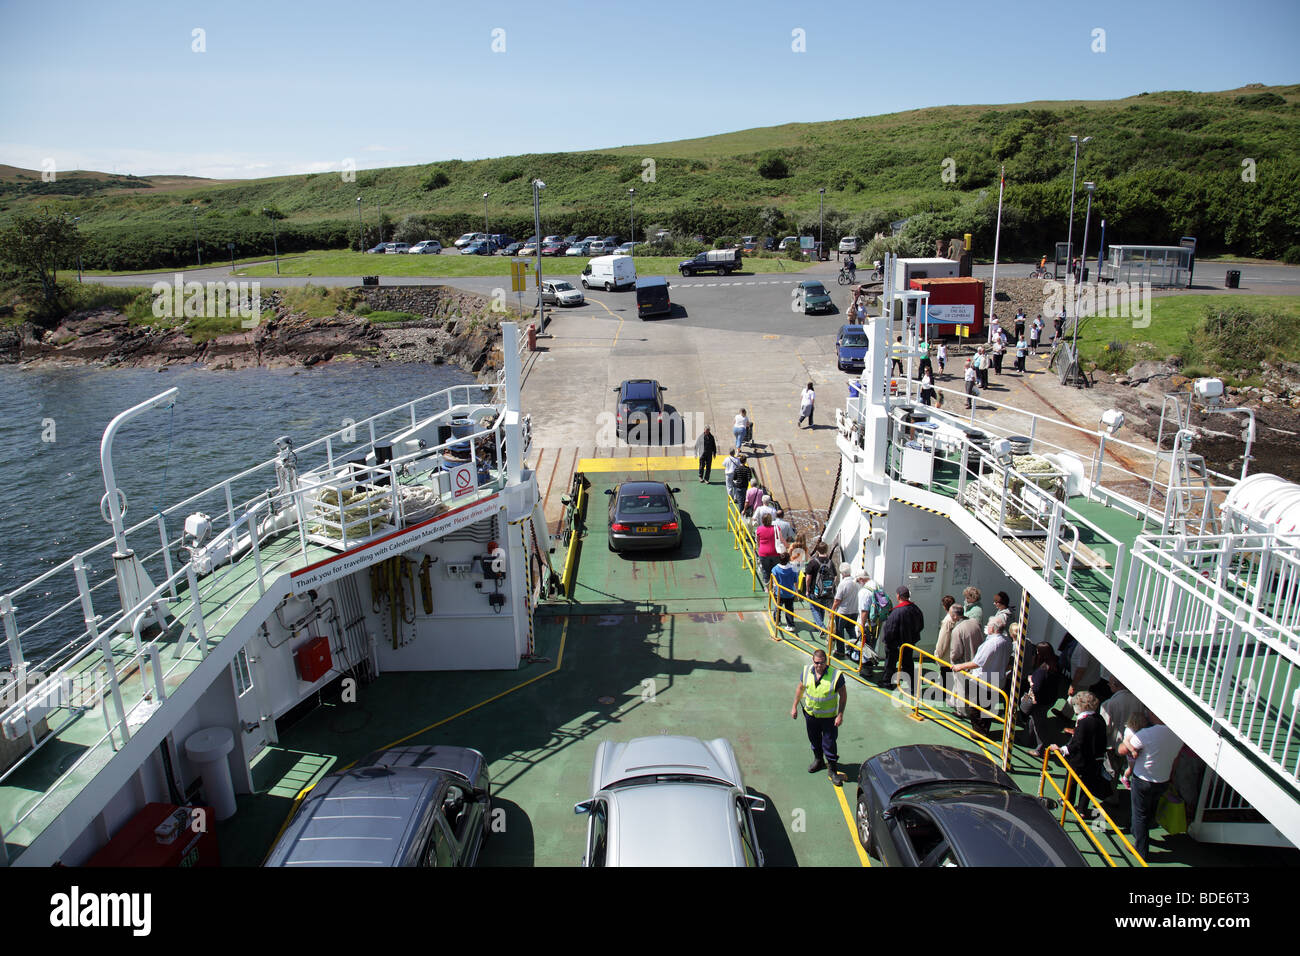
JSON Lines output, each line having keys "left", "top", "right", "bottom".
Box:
{"left": 1, "top": 0, "right": 1297, "bottom": 179}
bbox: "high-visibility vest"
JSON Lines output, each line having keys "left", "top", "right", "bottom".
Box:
{"left": 802, "top": 665, "right": 840, "bottom": 718}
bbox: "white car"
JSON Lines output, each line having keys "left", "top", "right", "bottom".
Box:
{"left": 454, "top": 232, "right": 486, "bottom": 249}
{"left": 409, "top": 240, "right": 442, "bottom": 255}
{"left": 541, "top": 279, "right": 584, "bottom": 307}
{"left": 574, "top": 736, "right": 766, "bottom": 867}
{"left": 839, "top": 236, "right": 860, "bottom": 254}
{"left": 384, "top": 242, "right": 410, "bottom": 254}
{"left": 615, "top": 242, "right": 640, "bottom": 256}
{"left": 778, "top": 236, "right": 799, "bottom": 250}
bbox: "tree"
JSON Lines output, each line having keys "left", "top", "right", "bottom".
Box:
{"left": 0, "top": 209, "right": 83, "bottom": 326}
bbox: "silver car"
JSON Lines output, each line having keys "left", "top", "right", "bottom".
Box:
{"left": 541, "top": 279, "right": 584, "bottom": 306}
{"left": 575, "top": 736, "right": 766, "bottom": 866}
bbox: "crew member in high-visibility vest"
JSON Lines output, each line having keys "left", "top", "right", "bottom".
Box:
{"left": 791, "top": 649, "right": 848, "bottom": 783}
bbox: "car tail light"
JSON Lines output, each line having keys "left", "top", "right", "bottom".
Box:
{"left": 610, "top": 523, "right": 630, "bottom": 532}
{"left": 661, "top": 521, "right": 678, "bottom": 531}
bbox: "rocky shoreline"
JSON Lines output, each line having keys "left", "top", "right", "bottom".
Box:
{"left": 0, "top": 285, "right": 522, "bottom": 376}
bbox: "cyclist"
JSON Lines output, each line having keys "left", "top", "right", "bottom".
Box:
{"left": 843, "top": 254, "right": 856, "bottom": 281}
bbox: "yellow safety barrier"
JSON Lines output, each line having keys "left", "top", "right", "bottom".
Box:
{"left": 895, "top": 644, "right": 1013, "bottom": 767}
{"left": 558, "top": 474, "right": 588, "bottom": 599}
{"left": 765, "top": 577, "right": 869, "bottom": 662}
{"left": 725, "top": 493, "right": 760, "bottom": 592}
{"left": 1037, "top": 750, "right": 1147, "bottom": 867}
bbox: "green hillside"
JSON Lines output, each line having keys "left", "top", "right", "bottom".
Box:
{"left": 4, "top": 84, "right": 1298, "bottom": 271}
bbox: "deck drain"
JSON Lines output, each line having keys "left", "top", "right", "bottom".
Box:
{"left": 597, "top": 696, "right": 615, "bottom": 705}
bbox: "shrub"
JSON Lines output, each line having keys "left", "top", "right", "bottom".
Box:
{"left": 421, "top": 170, "right": 450, "bottom": 191}
{"left": 1096, "top": 340, "right": 1129, "bottom": 374}
{"left": 757, "top": 154, "right": 789, "bottom": 180}
{"left": 1235, "top": 92, "right": 1286, "bottom": 108}
{"left": 1283, "top": 245, "right": 1300, "bottom": 265}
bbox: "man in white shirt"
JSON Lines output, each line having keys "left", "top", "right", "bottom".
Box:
{"left": 1119, "top": 715, "right": 1183, "bottom": 858}
{"left": 829, "top": 566, "right": 863, "bottom": 661}
{"left": 753, "top": 495, "right": 777, "bottom": 528}
{"left": 723, "top": 450, "right": 740, "bottom": 498}
{"left": 952, "top": 625, "right": 1010, "bottom": 734}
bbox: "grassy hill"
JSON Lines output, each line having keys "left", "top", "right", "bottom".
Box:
{"left": 4, "top": 84, "right": 1297, "bottom": 271}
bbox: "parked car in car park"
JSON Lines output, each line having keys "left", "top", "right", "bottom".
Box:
{"left": 588, "top": 240, "right": 615, "bottom": 255}
{"left": 264, "top": 745, "right": 491, "bottom": 867}
{"left": 563, "top": 234, "right": 581, "bottom": 244}
{"left": 454, "top": 232, "right": 486, "bottom": 249}
{"left": 365, "top": 242, "right": 388, "bottom": 254}
{"left": 778, "top": 236, "right": 799, "bottom": 250}
{"left": 541, "top": 239, "right": 569, "bottom": 256}
{"left": 796, "top": 280, "right": 833, "bottom": 313}
{"left": 409, "top": 240, "right": 442, "bottom": 255}
{"left": 541, "top": 279, "right": 584, "bottom": 307}
{"left": 565, "top": 240, "right": 593, "bottom": 257}
{"left": 501, "top": 241, "right": 525, "bottom": 256}
{"left": 575, "top": 736, "right": 765, "bottom": 865}
{"left": 615, "top": 241, "right": 640, "bottom": 256}
{"left": 518, "top": 240, "right": 540, "bottom": 257}
{"left": 385, "top": 242, "right": 411, "bottom": 254}
{"left": 582, "top": 254, "right": 636, "bottom": 291}
{"left": 839, "top": 236, "right": 860, "bottom": 254}
{"left": 856, "top": 745, "right": 1086, "bottom": 867}
{"left": 461, "top": 240, "right": 495, "bottom": 255}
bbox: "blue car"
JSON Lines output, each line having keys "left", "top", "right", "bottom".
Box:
{"left": 836, "top": 325, "right": 869, "bottom": 372}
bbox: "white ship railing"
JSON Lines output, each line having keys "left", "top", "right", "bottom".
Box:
{"left": 0, "top": 379, "right": 510, "bottom": 860}
{"left": 1119, "top": 533, "right": 1300, "bottom": 787}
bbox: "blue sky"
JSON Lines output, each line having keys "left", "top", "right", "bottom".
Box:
{"left": 1, "top": 0, "right": 1296, "bottom": 179}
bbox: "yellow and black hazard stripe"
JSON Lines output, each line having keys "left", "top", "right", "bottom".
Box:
{"left": 889, "top": 496, "right": 950, "bottom": 518}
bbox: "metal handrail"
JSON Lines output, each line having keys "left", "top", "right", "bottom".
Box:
{"left": 1037, "top": 750, "right": 1147, "bottom": 867}
{"left": 895, "top": 643, "right": 1012, "bottom": 767}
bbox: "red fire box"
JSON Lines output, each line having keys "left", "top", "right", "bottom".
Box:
{"left": 294, "top": 635, "right": 333, "bottom": 683}
{"left": 87, "top": 803, "right": 219, "bottom": 867}
{"left": 910, "top": 276, "right": 985, "bottom": 338}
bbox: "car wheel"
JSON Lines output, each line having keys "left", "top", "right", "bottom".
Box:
{"left": 604, "top": 282, "right": 613, "bottom": 291}
{"left": 856, "top": 792, "right": 874, "bottom": 854}
{"left": 581, "top": 280, "right": 589, "bottom": 290}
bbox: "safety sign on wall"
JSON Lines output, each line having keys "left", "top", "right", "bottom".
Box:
{"left": 903, "top": 544, "right": 946, "bottom": 597}
{"left": 451, "top": 462, "right": 478, "bottom": 499}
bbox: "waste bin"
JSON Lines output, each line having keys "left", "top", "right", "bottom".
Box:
{"left": 1225, "top": 269, "right": 1241, "bottom": 289}
{"left": 362, "top": 275, "right": 379, "bottom": 286}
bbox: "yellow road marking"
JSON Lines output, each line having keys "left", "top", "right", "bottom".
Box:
{"left": 268, "top": 620, "right": 570, "bottom": 857}
{"left": 833, "top": 774, "right": 872, "bottom": 867}
{"left": 579, "top": 455, "right": 723, "bottom": 472}
{"left": 589, "top": 296, "right": 625, "bottom": 347}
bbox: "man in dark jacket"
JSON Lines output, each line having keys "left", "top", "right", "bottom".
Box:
{"left": 695, "top": 426, "right": 717, "bottom": 483}
{"left": 729, "top": 455, "right": 752, "bottom": 513}
{"left": 877, "top": 585, "right": 924, "bottom": 689}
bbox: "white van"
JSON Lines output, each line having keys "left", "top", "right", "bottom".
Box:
{"left": 581, "top": 254, "right": 636, "bottom": 291}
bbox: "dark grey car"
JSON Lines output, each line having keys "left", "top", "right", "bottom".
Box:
{"left": 264, "top": 745, "right": 491, "bottom": 867}
{"left": 856, "top": 744, "right": 1086, "bottom": 867}
{"left": 606, "top": 481, "right": 683, "bottom": 552}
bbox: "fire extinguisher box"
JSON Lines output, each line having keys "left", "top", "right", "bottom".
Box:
{"left": 294, "top": 636, "right": 332, "bottom": 683}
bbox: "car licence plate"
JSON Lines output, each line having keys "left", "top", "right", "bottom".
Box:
{"left": 635, "top": 525, "right": 657, "bottom": 533}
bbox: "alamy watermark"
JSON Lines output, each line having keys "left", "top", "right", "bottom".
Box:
{"left": 151, "top": 274, "right": 262, "bottom": 328}
{"left": 1042, "top": 279, "right": 1152, "bottom": 329}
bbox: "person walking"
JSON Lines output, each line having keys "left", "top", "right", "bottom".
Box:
{"left": 744, "top": 482, "right": 765, "bottom": 518}
{"left": 732, "top": 408, "right": 750, "bottom": 451}
{"left": 891, "top": 336, "right": 904, "bottom": 377}
{"left": 695, "top": 425, "right": 717, "bottom": 483}
{"left": 770, "top": 552, "right": 800, "bottom": 630}
{"left": 753, "top": 494, "right": 777, "bottom": 528}
{"left": 791, "top": 649, "right": 847, "bottom": 782}
{"left": 729, "top": 454, "right": 752, "bottom": 514}
{"left": 919, "top": 371, "right": 935, "bottom": 407}
{"left": 964, "top": 360, "right": 977, "bottom": 409}
{"left": 797, "top": 382, "right": 816, "bottom": 429}
{"left": 755, "top": 513, "right": 779, "bottom": 588}
{"left": 802, "top": 541, "right": 834, "bottom": 631}
{"left": 918, "top": 348, "right": 934, "bottom": 383}
{"left": 723, "top": 448, "right": 740, "bottom": 499}
{"left": 1016, "top": 336, "right": 1028, "bottom": 373}
{"left": 877, "top": 585, "right": 924, "bottom": 689}
{"left": 830, "top": 565, "right": 863, "bottom": 660}
{"left": 937, "top": 342, "right": 947, "bottom": 378}
{"left": 1100, "top": 677, "right": 1142, "bottom": 782}
{"left": 1050, "top": 691, "right": 1109, "bottom": 807}
{"left": 1119, "top": 713, "right": 1182, "bottom": 858}
{"left": 992, "top": 335, "right": 1005, "bottom": 376}
{"left": 1014, "top": 309, "right": 1026, "bottom": 343}
{"left": 774, "top": 509, "right": 796, "bottom": 559}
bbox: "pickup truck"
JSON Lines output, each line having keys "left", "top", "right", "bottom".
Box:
{"left": 679, "top": 249, "right": 742, "bottom": 276}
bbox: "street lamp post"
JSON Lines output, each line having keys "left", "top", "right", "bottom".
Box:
{"left": 628, "top": 188, "right": 635, "bottom": 252}
{"left": 1071, "top": 182, "right": 1096, "bottom": 358}
{"left": 483, "top": 192, "right": 490, "bottom": 249}
{"left": 73, "top": 216, "right": 83, "bottom": 283}
{"left": 192, "top": 205, "right": 202, "bottom": 267}
{"left": 264, "top": 208, "right": 280, "bottom": 275}
{"left": 532, "top": 179, "right": 546, "bottom": 330}
{"left": 356, "top": 196, "right": 364, "bottom": 252}
{"left": 818, "top": 187, "right": 825, "bottom": 262}
{"left": 1066, "top": 135, "right": 1092, "bottom": 279}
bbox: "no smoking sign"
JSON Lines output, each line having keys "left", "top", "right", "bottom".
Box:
{"left": 451, "top": 462, "right": 478, "bottom": 498}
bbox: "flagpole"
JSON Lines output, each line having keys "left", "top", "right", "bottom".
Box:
{"left": 987, "top": 165, "right": 1005, "bottom": 343}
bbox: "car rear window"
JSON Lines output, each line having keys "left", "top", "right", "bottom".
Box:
{"left": 624, "top": 383, "right": 657, "bottom": 400}
{"left": 618, "top": 494, "right": 670, "bottom": 513}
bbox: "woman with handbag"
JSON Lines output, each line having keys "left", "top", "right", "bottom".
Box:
{"left": 1020, "top": 642, "right": 1062, "bottom": 758}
